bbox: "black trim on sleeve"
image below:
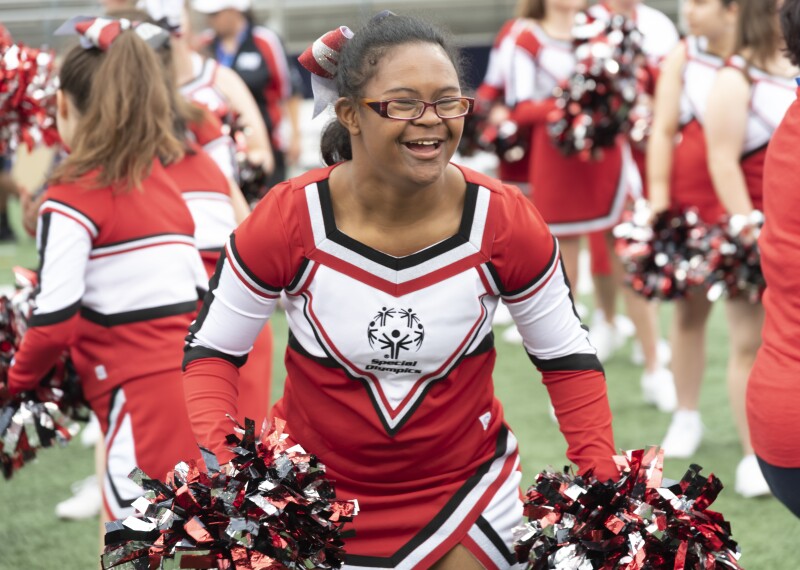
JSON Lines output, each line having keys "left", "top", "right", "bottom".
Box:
{"left": 81, "top": 301, "right": 197, "bottom": 327}
{"left": 228, "top": 233, "right": 282, "bottom": 294}
{"left": 465, "top": 331, "right": 494, "bottom": 357}
{"left": 184, "top": 251, "right": 250, "bottom": 370}
{"left": 45, "top": 198, "right": 100, "bottom": 234}
{"left": 36, "top": 211, "right": 52, "bottom": 295}
{"left": 183, "top": 345, "right": 248, "bottom": 369}
{"left": 491, "top": 234, "right": 558, "bottom": 297}
{"left": 29, "top": 300, "right": 81, "bottom": 327}
{"left": 529, "top": 353, "right": 604, "bottom": 373}
{"left": 286, "top": 258, "right": 310, "bottom": 292}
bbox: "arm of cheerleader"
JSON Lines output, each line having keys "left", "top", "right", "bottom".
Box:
{"left": 214, "top": 65, "right": 275, "bottom": 176}
{"left": 647, "top": 42, "right": 688, "bottom": 214}
{"left": 704, "top": 67, "right": 754, "bottom": 216}
{"left": 7, "top": 210, "right": 91, "bottom": 394}
{"left": 507, "top": 38, "right": 558, "bottom": 126}
{"left": 492, "top": 192, "right": 617, "bottom": 481}
{"left": 182, "top": 189, "right": 297, "bottom": 460}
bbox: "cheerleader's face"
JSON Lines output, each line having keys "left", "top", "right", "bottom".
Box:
{"left": 342, "top": 42, "right": 464, "bottom": 189}
{"left": 683, "top": 0, "right": 739, "bottom": 39}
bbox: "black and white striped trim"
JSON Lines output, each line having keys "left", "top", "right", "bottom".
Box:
{"left": 90, "top": 233, "right": 195, "bottom": 257}
{"left": 305, "top": 181, "right": 490, "bottom": 283}
{"left": 226, "top": 234, "right": 282, "bottom": 298}
{"left": 40, "top": 199, "right": 99, "bottom": 238}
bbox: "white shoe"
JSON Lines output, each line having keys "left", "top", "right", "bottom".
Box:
{"left": 631, "top": 338, "right": 672, "bottom": 367}
{"left": 661, "top": 409, "right": 703, "bottom": 458}
{"left": 501, "top": 326, "right": 524, "bottom": 345}
{"left": 735, "top": 455, "right": 771, "bottom": 498}
{"left": 641, "top": 367, "right": 677, "bottom": 412}
{"left": 55, "top": 475, "right": 102, "bottom": 520}
{"left": 80, "top": 413, "right": 101, "bottom": 448}
{"left": 493, "top": 303, "right": 514, "bottom": 326}
{"left": 614, "top": 314, "right": 636, "bottom": 339}
{"left": 588, "top": 317, "right": 625, "bottom": 362}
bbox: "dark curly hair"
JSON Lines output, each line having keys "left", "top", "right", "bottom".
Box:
{"left": 319, "top": 12, "right": 465, "bottom": 166}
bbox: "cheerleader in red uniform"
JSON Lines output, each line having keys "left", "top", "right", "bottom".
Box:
{"left": 6, "top": 19, "right": 205, "bottom": 525}
{"left": 704, "top": 0, "right": 797, "bottom": 497}
{"left": 648, "top": 0, "right": 739, "bottom": 460}
{"left": 747, "top": 0, "right": 800, "bottom": 519}
{"left": 584, "top": 0, "right": 679, "bottom": 402}
{"left": 184, "top": 13, "right": 617, "bottom": 569}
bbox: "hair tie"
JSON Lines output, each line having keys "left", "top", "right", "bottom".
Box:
{"left": 54, "top": 16, "right": 171, "bottom": 51}
{"left": 298, "top": 26, "right": 354, "bottom": 118}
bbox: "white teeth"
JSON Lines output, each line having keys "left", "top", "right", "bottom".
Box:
{"left": 407, "top": 140, "right": 439, "bottom": 145}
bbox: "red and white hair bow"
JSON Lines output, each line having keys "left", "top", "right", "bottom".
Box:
{"left": 298, "top": 26, "right": 354, "bottom": 118}
{"left": 55, "top": 16, "right": 171, "bottom": 52}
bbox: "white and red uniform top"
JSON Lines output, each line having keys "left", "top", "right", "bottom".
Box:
{"left": 8, "top": 160, "right": 207, "bottom": 404}
{"left": 478, "top": 18, "right": 530, "bottom": 107}
{"left": 166, "top": 142, "right": 236, "bottom": 277}
{"left": 723, "top": 55, "right": 795, "bottom": 211}
{"left": 588, "top": 1, "right": 679, "bottom": 93}
{"left": 510, "top": 22, "right": 632, "bottom": 236}
{"left": 183, "top": 164, "right": 616, "bottom": 567}
{"left": 748, "top": 86, "right": 800, "bottom": 468}
{"left": 180, "top": 54, "right": 238, "bottom": 182}
{"left": 670, "top": 36, "right": 726, "bottom": 223}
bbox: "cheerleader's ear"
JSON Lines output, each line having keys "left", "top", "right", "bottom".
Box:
{"left": 56, "top": 90, "right": 69, "bottom": 121}
{"left": 335, "top": 97, "right": 361, "bottom": 137}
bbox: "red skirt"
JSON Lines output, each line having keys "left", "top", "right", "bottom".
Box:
{"left": 670, "top": 120, "right": 725, "bottom": 224}
{"left": 528, "top": 125, "right": 631, "bottom": 237}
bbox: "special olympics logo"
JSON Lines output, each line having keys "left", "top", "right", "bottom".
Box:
{"left": 367, "top": 307, "right": 425, "bottom": 359}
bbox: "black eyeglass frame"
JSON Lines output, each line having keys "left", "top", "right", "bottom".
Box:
{"left": 360, "top": 97, "right": 475, "bottom": 120}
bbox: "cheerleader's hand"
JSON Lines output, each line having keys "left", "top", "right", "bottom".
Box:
{"left": 729, "top": 210, "right": 764, "bottom": 247}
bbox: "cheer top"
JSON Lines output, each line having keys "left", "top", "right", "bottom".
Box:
{"left": 166, "top": 143, "right": 236, "bottom": 277}
{"left": 588, "top": 2, "right": 679, "bottom": 93}
{"left": 8, "top": 160, "right": 207, "bottom": 403}
{"left": 669, "top": 36, "right": 726, "bottom": 223}
{"left": 510, "top": 23, "right": 632, "bottom": 236}
{"left": 209, "top": 25, "right": 292, "bottom": 151}
{"left": 182, "top": 163, "right": 616, "bottom": 565}
{"left": 748, "top": 88, "right": 800, "bottom": 467}
{"left": 724, "top": 55, "right": 796, "bottom": 211}
{"left": 180, "top": 56, "right": 238, "bottom": 182}
{"left": 477, "top": 17, "right": 533, "bottom": 184}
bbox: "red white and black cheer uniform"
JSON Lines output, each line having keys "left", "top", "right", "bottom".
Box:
{"left": 510, "top": 22, "right": 634, "bottom": 236}
{"left": 721, "top": 56, "right": 795, "bottom": 212}
{"left": 670, "top": 36, "right": 726, "bottom": 224}
{"left": 748, "top": 84, "right": 800, "bottom": 471}
{"left": 167, "top": 143, "right": 274, "bottom": 431}
{"left": 180, "top": 53, "right": 239, "bottom": 181}
{"left": 7, "top": 161, "right": 207, "bottom": 519}
{"left": 183, "top": 164, "right": 616, "bottom": 569}
{"left": 477, "top": 18, "right": 532, "bottom": 188}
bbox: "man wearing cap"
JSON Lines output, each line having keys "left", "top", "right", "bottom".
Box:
{"left": 192, "top": 0, "right": 302, "bottom": 187}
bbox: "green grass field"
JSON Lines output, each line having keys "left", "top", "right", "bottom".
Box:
{"left": 0, "top": 228, "right": 798, "bottom": 569}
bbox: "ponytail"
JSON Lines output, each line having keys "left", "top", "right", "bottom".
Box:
{"left": 320, "top": 120, "right": 352, "bottom": 166}
{"left": 52, "top": 30, "right": 184, "bottom": 190}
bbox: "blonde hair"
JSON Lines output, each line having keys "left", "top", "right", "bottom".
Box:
{"left": 52, "top": 31, "right": 183, "bottom": 190}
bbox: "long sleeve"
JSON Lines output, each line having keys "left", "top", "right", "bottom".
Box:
{"left": 508, "top": 34, "right": 559, "bottom": 127}
{"left": 490, "top": 190, "right": 617, "bottom": 481}
{"left": 183, "top": 184, "right": 301, "bottom": 456}
{"left": 8, "top": 203, "right": 92, "bottom": 393}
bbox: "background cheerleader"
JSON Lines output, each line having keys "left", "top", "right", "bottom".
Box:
{"left": 6, "top": 18, "right": 205, "bottom": 539}
{"left": 648, "top": 0, "right": 739, "bottom": 460}
{"left": 747, "top": 0, "right": 800, "bottom": 519}
{"left": 704, "top": 0, "right": 797, "bottom": 498}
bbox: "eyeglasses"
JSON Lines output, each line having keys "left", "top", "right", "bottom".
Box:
{"left": 361, "top": 97, "right": 475, "bottom": 120}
